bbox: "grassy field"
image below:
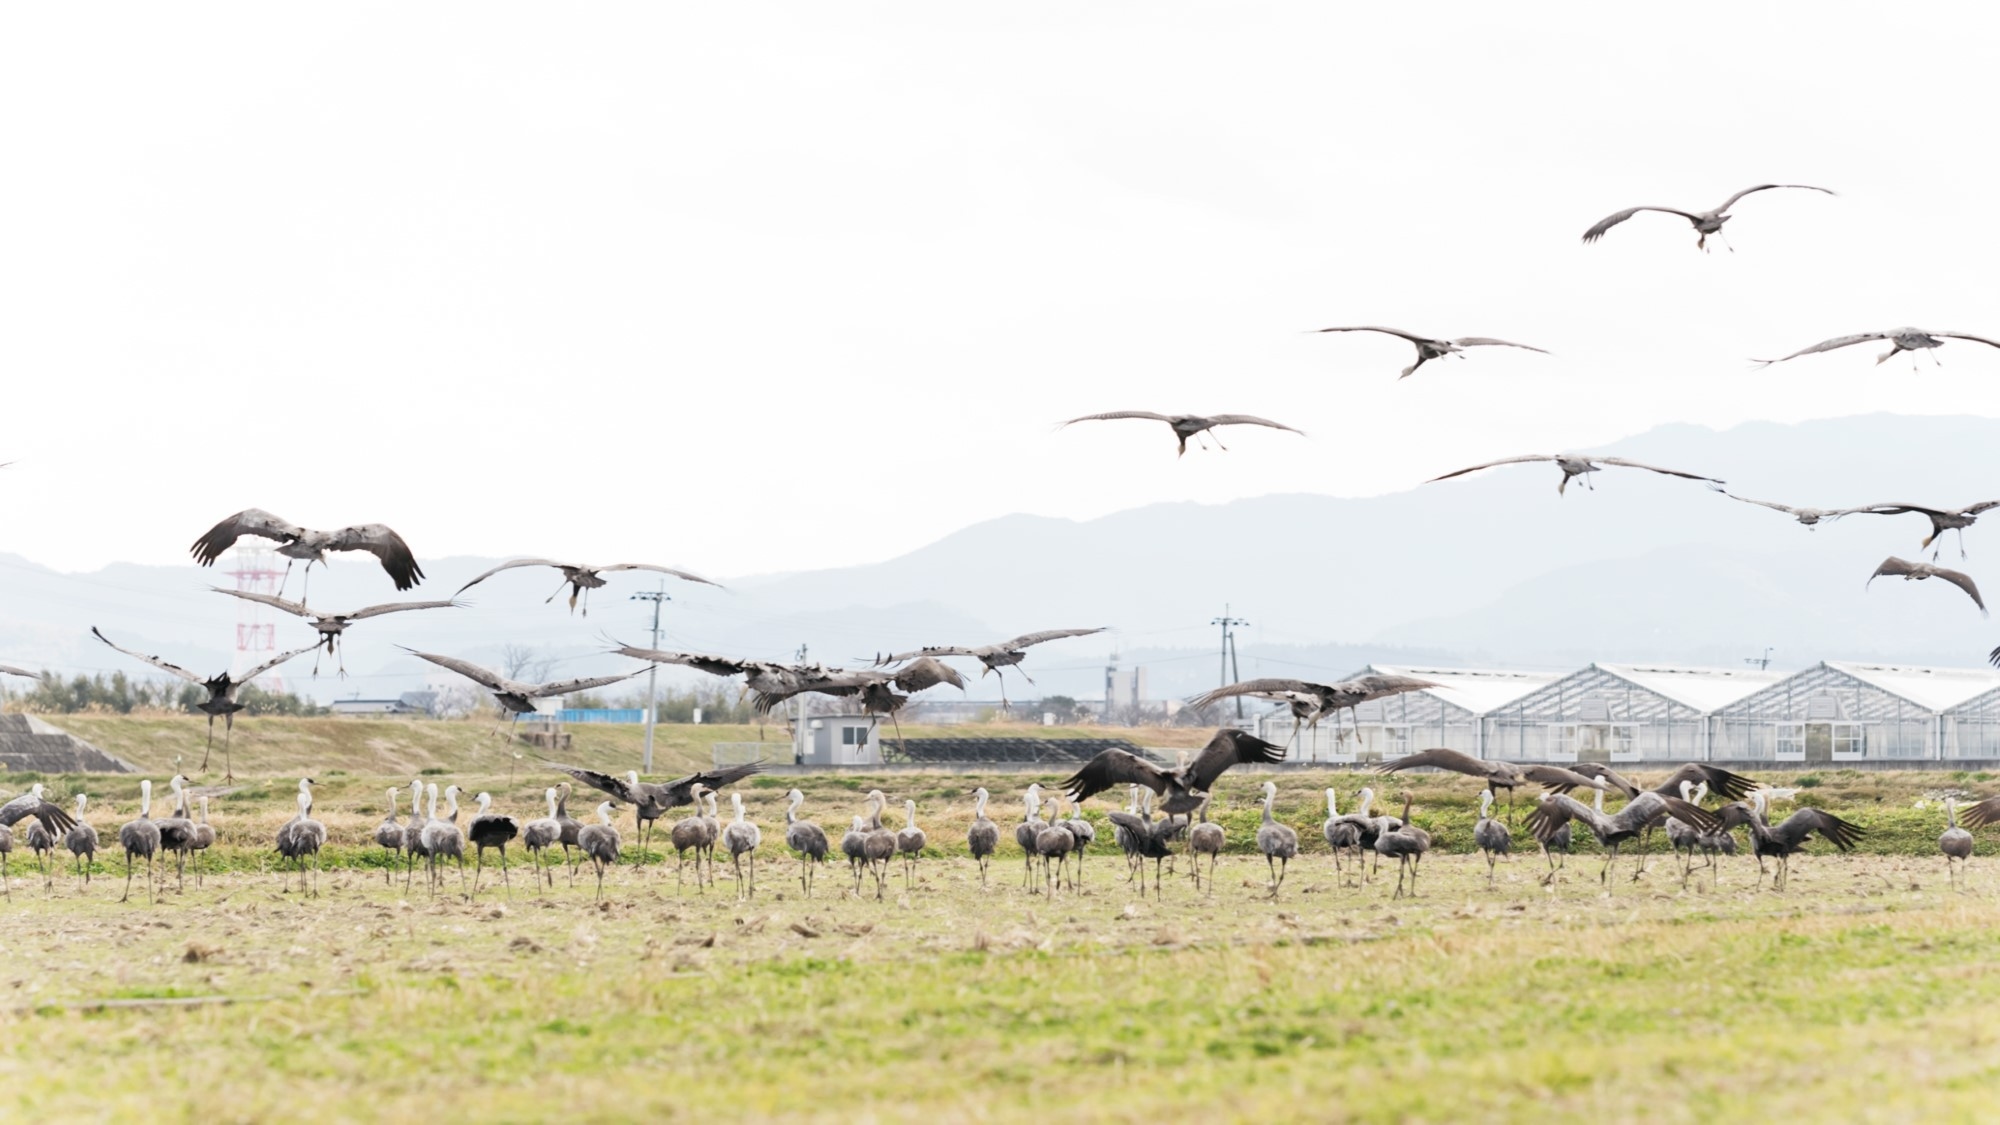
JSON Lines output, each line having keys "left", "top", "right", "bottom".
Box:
{"left": 6, "top": 728, "right": 2000, "bottom": 1121}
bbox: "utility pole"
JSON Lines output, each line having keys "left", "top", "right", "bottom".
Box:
{"left": 1744, "top": 647, "right": 1774, "bottom": 672}
{"left": 793, "top": 643, "right": 809, "bottom": 765}
{"left": 631, "top": 585, "right": 669, "bottom": 773}
{"left": 1211, "top": 605, "right": 1250, "bottom": 719}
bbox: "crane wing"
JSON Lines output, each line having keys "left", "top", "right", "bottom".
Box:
{"left": 596, "top": 563, "right": 723, "bottom": 588}
{"left": 1593, "top": 457, "right": 1725, "bottom": 485}
{"left": 90, "top": 627, "right": 203, "bottom": 685}
{"left": 524, "top": 670, "right": 644, "bottom": 698}
{"left": 1524, "top": 793, "right": 1594, "bottom": 841}
{"left": 1058, "top": 411, "right": 1172, "bottom": 427}
{"left": 402, "top": 650, "right": 515, "bottom": 694}
{"left": 324, "top": 524, "right": 425, "bottom": 590}
{"left": 1425, "top": 454, "right": 1557, "bottom": 483}
{"left": 1564, "top": 762, "right": 1640, "bottom": 798}
{"left": 1310, "top": 326, "right": 1434, "bottom": 345}
{"left": 1448, "top": 337, "right": 1551, "bottom": 354}
{"left": 1182, "top": 729, "right": 1287, "bottom": 792}
{"left": 1959, "top": 794, "right": 2000, "bottom": 829}
{"left": 189, "top": 509, "right": 305, "bottom": 567}
{"left": 1648, "top": 764, "right": 1759, "bottom": 802}
{"left": 546, "top": 764, "right": 638, "bottom": 802}
{"left": 1186, "top": 678, "right": 1321, "bottom": 710}
{"left": 1061, "top": 749, "right": 1173, "bottom": 805}
{"left": 872, "top": 645, "right": 976, "bottom": 665}
{"left": 1713, "top": 183, "right": 1836, "bottom": 212}
{"left": 211, "top": 587, "right": 313, "bottom": 619}
{"left": 1581, "top": 206, "right": 1702, "bottom": 243}
{"left": 0, "top": 664, "right": 39, "bottom": 679}
{"left": 240, "top": 645, "right": 316, "bottom": 684}
{"left": 1774, "top": 808, "right": 1865, "bottom": 851}
{"left": 344, "top": 599, "right": 463, "bottom": 621}
{"left": 608, "top": 643, "right": 760, "bottom": 679}
{"left": 660, "top": 763, "right": 765, "bottom": 807}
{"left": 1516, "top": 764, "right": 1605, "bottom": 790}
{"left": 889, "top": 657, "right": 967, "bottom": 694}
{"left": 1934, "top": 332, "right": 2000, "bottom": 351}
{"left": 988, "top": 626, "right": 1108, "bottom": 653}
{"left": 1751, "top": 332, "right": 1888, "bottom": 366}
{"left": 0, "top": 792, "right": 75, "bottom": 835}
{"left": 1205, "top": 414, "right": 1306, "bottom": 436}
{"left": 1373, "top": 746, "right": 1495, "bottom": 780}
{"left": 455, "top": 559, "right": 568, "bottom": 595}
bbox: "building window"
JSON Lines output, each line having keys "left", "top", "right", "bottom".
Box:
{"left": 1775, "top": 722, "right": 1804, "bottom": 759}
{"left": 1380, "top": 724, "right": 1411, "bottom": 759}
{"left": 842, "top": 726, "right": 865, "bottom": 746}
{"left": 1549, "top": 724, "right": 1578, "bottom": 760}
{"left": 1832, "top": 722, "right": 1864, "bottom": 758}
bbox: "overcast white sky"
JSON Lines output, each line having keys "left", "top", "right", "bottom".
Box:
{"left": 5, "top": 2, "right": 1998, "bottom": 577}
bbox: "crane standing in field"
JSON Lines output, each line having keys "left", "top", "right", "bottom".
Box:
{"left": 1941, "top": 798, "right": 1974, "bottom": 890}
{"left": 1472, "top": 789, "right": 1512, "bottom": 885}
{"left": 467, "top": 792, "right": 520, "bottom": 898}
{"left": 118, "top": 780, "right": 161, "bottom": 905}
{"left": 373, "top": 788, "right": 406, "bottom": 884}
{"left": 1255, "top": 782, "right": 1300, "bottom": 899}
{"left": 548, "top": 763, "right": 764, "bottom": 865}
{"left": 579, "top": 801, "right": 622, "bottom": 901}
{"left": 784, "top": 789, "right": 829, "bottom": 898}
{"left": 967, "top": 788, "right": 1001, "bottom": 889}
{"left": 64, "top": 794, "right": 97, "bottom": 889}
{"left": 1374, "top": 792, "right": 1433, "bottom": 900}
{"left": 1189, "top": 795, "right": 1225, "bottom": 894}
{"left": 521, "top": 789, "right": 563, "bottom": 892}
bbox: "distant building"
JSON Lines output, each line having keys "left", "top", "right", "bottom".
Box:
{"left": 1261, "top": 665, "right": 1560, "bottom": 763}
{"left": 797, "top": 713, "right": 882, "bottom": 766}
{"left": 330, "top": 692, "right": 438, "bottom": 718}
{"left": 1712, "top": 661, "right": 2000, "bottom": 762}
{"left": 1484, "top": 663, "right": 1783, "bottom": 763}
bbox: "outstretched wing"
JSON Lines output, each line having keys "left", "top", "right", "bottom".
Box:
{"left": 1774, "top": 808, "right": 1865, "bottom": 851}
{"left": 1524, "top": 793, "right": 1593, "bottom": 841}
{"left": 0, "top": 664, "right": 40, "bottom": 679}
{"left": 873, "top": 644, "right": 977, "bottom": 665}
{"left": 1714, "top": 183, "right": 1836, "bottom": 212}
{"left": 889, "top": 657, "right": 967, "bottom": 693}
{"left": 1374, "top": 746, "right": 1496, "bottom": 781}
{"left": 211, "top": 587, "right": 313, "bottom": 619}
{"left": 1182, "top": 729, "right": 1287, "bottom": 792}
{"left": 1933, "top": 566, "right": 1988, "bottom": 614}
{"left": 344, "top": 599, "right": 463, "bottom": 621}
{"left": 402, "top": 649, "right": 512, "bottom": 693}
{"left": 1343, "top": 673, "right": 1441, "bottom": 702}
{"left": 90, "top": 627, "right": 203, "bottom": 685}
{"left": 1959, "top": 794, "right": 2000, "bottom": 828}
{"left": 1449, "top": 337, "right": 1551, "bottom": 354}
{"left": 1061, "top": 749, "right": 1173, "bottom": 804}
{"left": 1652, "top": 795, "right": 1720, "bottom": 833}
{"left": 1751, "top": 333, "right": 1888, "bottom": 366}
{"left": 1581, "top": 205, "right": 1702, "bottom": 243}
{"left": 1594, "top": 457, "right": 1725, "bottom": 485}
{"left": 609, "top": 643, "right": 757, "bottom": 679}
{"left": 325, "top": 524, "right": 425, "bottom": 590}
{"left": 546, "top": 764, "right": 637, "bottom": 802}
{"left": 1563, "top": 762, "right": 1639, "bottom": 798}
{"left": 988, "top": 627, "right": 1108, "bottom": 653}
{"left": 189, "top": 509, "right": 305, "bottom": 567}
{"left": 1310, "top": 325, "right": 1435, "bottom": 347}
{"left": 241, "top": 645, "right": 317, "bottom": 683}
{"left": 1187, "top": 678, "right": 1320, "bottom": 710}
{"left": 1869, "top": 556, "right": 1922, "bottom": 585}
{"left": 1517, "top": 764, "right": 1606, "bottom": 790}
{"left": 0, "top": 792, "right": 75, "bottom": 835}
{"left": 660, "top": 762, "right": 765, "bottom": 807}
{"left": 1206, "top": 414, "right": 1306, "bottom": 436}
{"left": 1936, "top": 332, "right": 2000, "bottom": 351}
{"left": 525, "top": 670, "right": 644, "bottom": 698}
{"left": 596, "top": 563, "right": 723, "bottom": 589}
{"left": 1425, "top": 454, "right": 1556, "bottom": 484}
{"left": 1058, "top": 411, "right": 1172, "bottom": 427}
{"left": 1648, "top": 764, "right": 1759, "bottom": 802}
{"left": 455, "top": 558, "right": 567, "bottom": 595}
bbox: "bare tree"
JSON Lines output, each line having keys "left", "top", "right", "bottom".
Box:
{"left": 498, "top": 643, "right": 555, "bottom": 684}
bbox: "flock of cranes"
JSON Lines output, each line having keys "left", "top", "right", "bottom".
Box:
{"left": 12, "top": 728, "right": 1994, "bottom": 907}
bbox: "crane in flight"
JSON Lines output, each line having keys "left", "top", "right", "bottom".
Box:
{"left": 90, "top": 626, "right": 313, "bottom": 779}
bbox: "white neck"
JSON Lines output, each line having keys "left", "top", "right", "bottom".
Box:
{"left": 139, "top": 782, "right": 151, "bottom": 817}
{"left": 1480, "top": 792, "right": 1492, "bottom": 817}
{"left": 904, "top": 800, "right": 917, "bottom": 827}
{"left": 597, "top": 803, "right": 613, "bottom": 825}
{"left": 974, "top": 791, "right": 988, "bottom": 817}
{"left": 546, "top": 791, "right": 559, "bottom": 818}
{"left": 388, "top": 789, "right": 398, "bottom": 814}
{"left": 1358, "top": 790, "right": 1374, "bottom": 817}
{"left": 732, "top": 794, "right": 745, "bottom": 823}
{"left": 477, "top": 794, "right": 492, "bottom": 815}
{"left": 1593, "top": 787, "right": 1604, "bottom": 813}
{"left": 298, "top": 791, "right": 312, "bottom": 817}
{"left": 789, "top": 792, "right": 803, "bottom": 816}
{"left": 446, "top": 789, "right": 459, "bottom": 815}
{"left": 75, "top": 794, "right": 87, "bottom": 815}
{"left": 1326, "top": 789, "right": 1339, "bottom": 817}
{"left": 427, "top": 789, "right": 438, "bottom": 817}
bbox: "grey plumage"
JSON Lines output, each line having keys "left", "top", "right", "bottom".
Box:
{"left": 1868, "top": 556, "right": 1986, "bottom": 615}
{"left": 1057, "top": 411, "right": 1306, "bottom": 457}
{"left": 212, "top": 588, "right": 461, "bottom": 674}
{"left": 578, "top": 801, "right": 622, "bottom": 901}
{"left": 1754, "top": 327, "right": 2000, "bottom": 370}
{"left": 784, "top": 789, "right": 829, "bottom": 897}
{"left": 64, "top": 794, "right": 97, "bottom": 888}
{"left": 520, "top": 788, "right": 562, "bottom": 892}
{"left": 1528, "top": 786, "right": 1720, "bottom": 888}
{"left": 273, "top": 779, "right": 326, "bottom": 898}
{"left": 1189, "top": 796, "right": 1225, "bottom": 895}
{"left": 90, "top": 628, "right": 312, "bottom": 779}
{"left": 1321, "top": 788, "right": 1361, "bottom": 881}
{"left": 895, "top": 799, "right": 927, "bottom": 894}
{"left": 1374, "top": 791, "right": 1432, "bottom": 900}
{"left": 1581, "top": 183, "right": 1833, "bottom": 250}
{"left": 966, "top": 788, "right": 1001, "bottom": 889}
{"left": 118, "top": 779, "right": 161, "bottom": 905}
{"left": 1941, "top": 797, "right": 1974, "bottom": 890}
{"left": 1472, "top": 789, "right": 1511, "bottom": 886}
{"left": 1427, "top": 453, "right": 1724, "bottom": 496}
{"left": 374, "top": 787, "right": 406, "bottom": 885}
{"left": 189, "top": 508, "right": 424, "bottom": 591}
{"left": 860, "top": 791, "right": 898, "bottom": 901}
{"left": 1256, "top": 781, "right": 1300, "bottom": 899}
{"left": 670, "top": 785, "right": 713, "bottom": 894}
{"left": 1014, "top": 785, "right": 1048, "bottom": 891}
{"left": 1033, "top": 794, "right": 1077, "bottom": 898}
{"left": 1311, "top": 325, "right": 1551, "bottom": 379}
{"left": 1715, "top": 791, "right": 1863, "bottom": 891}
{"left": 406, "top": 651, "right": 642, "bottom": 717}
{"left": 1062, "top": 728, "right": 1289, "bottom": 816}
{"left": 873, "top": 627, "right": 1106, "bottom": 707}
{"left": 722, "top": 792, "right": 762, "bottom": 901}
{"left": 418, "top": 784, "right": 467, "bottom": 898}
{"left": 455, "top": 557, "right": 719, "bottom": 615}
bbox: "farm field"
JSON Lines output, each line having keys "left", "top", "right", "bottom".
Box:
{"left": 4, "top": 756, "right": 2000, "bottom": 1121}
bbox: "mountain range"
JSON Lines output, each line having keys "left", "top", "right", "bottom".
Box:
{"left": 4, "top": 413, "right": 1997, "bottom": 704}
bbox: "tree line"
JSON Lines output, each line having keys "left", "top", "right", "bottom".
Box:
{"left": 1, "top": 671, "right": 328, "bottom": 717}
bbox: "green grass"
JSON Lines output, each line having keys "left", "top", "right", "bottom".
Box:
{"left": 7, "top": 845, "right": 2000, "bottom": 1122}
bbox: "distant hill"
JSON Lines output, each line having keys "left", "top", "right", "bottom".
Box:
{"left": 4, "top": 413, "right": 1998, "bottom": 702}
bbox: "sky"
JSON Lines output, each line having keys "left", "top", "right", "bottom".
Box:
{"left": 4, "top": 2, "right": 1999, "bottom": 579}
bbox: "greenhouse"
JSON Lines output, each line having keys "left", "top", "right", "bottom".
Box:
{"left": 1258, "top": 665, "right": 1558, "bottom": 763}
{"left": 1709, "top": 661, "right": 2000, "bottom": 763}
{"left": 1481, "top": 663, "right": 1782, "bottom": 764}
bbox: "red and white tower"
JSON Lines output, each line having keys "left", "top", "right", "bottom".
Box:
{"left": 225, "top": 547, "right": 287, "bottom": 694}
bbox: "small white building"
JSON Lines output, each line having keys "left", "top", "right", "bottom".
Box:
{"left": 797, "top": 713, "right": 882, "bottom": 766}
